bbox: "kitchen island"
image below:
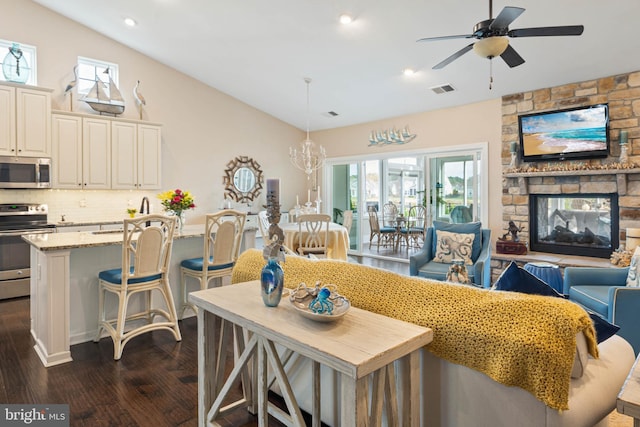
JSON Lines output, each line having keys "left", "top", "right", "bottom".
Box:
{"left": 23, "top": 224, "right": 256, "bottom": 367}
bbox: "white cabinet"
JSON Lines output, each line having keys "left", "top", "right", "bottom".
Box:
{"left": 51, "top": 114, "right": 82, "bottom": 188}
{"left": 111, "top": 122, "right": 161, "bottom": 190}
{"left": 0, "top": 83, "right": 52, "bottom": 157}
{"left": 51, "top": 113, "right": 110, "bottom": 189}
{"left": 52, "top": 111, "right": 161, "bottom": 190}
{"left": 83, "top": 117, "right": 111, "bottom": 189}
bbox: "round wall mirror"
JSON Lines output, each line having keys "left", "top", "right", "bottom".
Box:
{"left": 223, "top": 156, "right": 263, "bottom": 202}
{"left": 234, "top": 167, "right": 256, "bottom": 193}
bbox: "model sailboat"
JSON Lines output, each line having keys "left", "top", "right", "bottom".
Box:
{"left": 81, "top": 68, "right": 125, "bottom": 115}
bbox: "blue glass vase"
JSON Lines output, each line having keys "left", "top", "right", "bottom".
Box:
{"left": 261, "top": 258, "right": 284, "bottom": 307}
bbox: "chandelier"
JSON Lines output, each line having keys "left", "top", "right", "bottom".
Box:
{"left": 289, "top": 78, "right": 326, "bottom": 178}
{"left": 368, "top": 126, "right": 416, "bottom": 146}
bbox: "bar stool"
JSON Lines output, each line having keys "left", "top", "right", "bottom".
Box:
{"left": 179, "top": 210, "right": 246, "bottom": 318}
{"left": 94, "top": 214, "right": 181, "bottom": 360}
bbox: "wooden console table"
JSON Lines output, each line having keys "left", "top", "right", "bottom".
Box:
{"left": 617, "top": 353, "right": 640, "bottom": 426}
{"left": 189, "top": 280, "right": 433, "bottom": 427}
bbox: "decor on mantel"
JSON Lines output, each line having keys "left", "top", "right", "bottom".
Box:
{"left": 157, "top": 188, "right": 196, "bottom": 232}
{"left": 81, "top": 67, "right": 125, "bottom": 115}
{"left": 505, "top": 161, "right": 640, "bottom": 174}
{"left": 620, "top": 130, "right": 631, "bottom": 166}
{"left": 368, "top": 126, "right": 417, "bottom": 146}
{"left": 610, "top": 248, "right": 632, "bottom": 267}
{"left": 289, "top": 78, "right": 326, "bottom": 181}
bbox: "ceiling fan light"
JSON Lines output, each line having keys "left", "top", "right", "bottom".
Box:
{"left": 473, "top": 37, "right": 509, "bottom": 58}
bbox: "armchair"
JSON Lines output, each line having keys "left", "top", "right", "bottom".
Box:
{"left": 564, "top": 266, "right": 640, "bottom": 354}
{"left": 409, "top": 222, "right": 492, "bottom": 288}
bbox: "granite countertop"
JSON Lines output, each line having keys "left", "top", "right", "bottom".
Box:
{"left": 23, "top": 225, "right": 206, "bottom": 251}
{"left": 24, "top": 223, "right": 257, "bottom": 251}
{"left": 53, "top": 220, "right": 122, "bottom": 227}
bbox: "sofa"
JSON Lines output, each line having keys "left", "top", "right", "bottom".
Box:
{"left": 564, "top": 266, "right": 640, "bottom": 355}
{"left": 232, "top": 249, "right": 635, "bottom": 427}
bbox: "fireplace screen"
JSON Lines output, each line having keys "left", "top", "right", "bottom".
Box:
{"left": 529, "top": 193, "right": 618, "bottom": 258}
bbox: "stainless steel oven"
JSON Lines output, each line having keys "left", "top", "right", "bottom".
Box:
{"left": 0, "top": 204, "right": 55, "bottom": 300}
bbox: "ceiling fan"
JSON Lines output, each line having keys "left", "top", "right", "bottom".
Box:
{"left": 417, "top": 0, "right": 584, "bottom": 70}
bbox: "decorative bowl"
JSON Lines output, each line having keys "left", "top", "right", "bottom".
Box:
{"left": 289, "top": 282, "right": 350, "bottom": 322}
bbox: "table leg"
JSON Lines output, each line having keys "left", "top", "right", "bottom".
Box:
{"left": 198, "top": 309, "right": 220, "bottom": 427}
{"left": 399, "top": 350, "right": 420, "bottom": 427}
{"left": 341, "top": 374, "right": 369, "bottom": 426}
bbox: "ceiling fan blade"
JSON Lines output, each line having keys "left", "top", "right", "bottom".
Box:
{"left": 417, "top": 34, "right": 473, "bottom": 42}
{"left": 432, "top": 43, "right": 475, "bottom": 70}
{"left": 490, "top": 6, "right": 525, "bottom": 30}
{"left": 508, "top": 25, "right": 584, "bottom": 37}
{"left": 500, "top": 44, "right": 525, "bottom": 68}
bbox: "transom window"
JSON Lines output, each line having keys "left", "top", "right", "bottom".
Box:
{"left": 77, "top": 57, "right": 119, "bottom": 97}
{"left": 0, "top": 40, "right": 37, "bottom": 86}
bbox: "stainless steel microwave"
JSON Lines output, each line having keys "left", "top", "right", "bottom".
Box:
{"left": 0, "top": 156, "right": 51, "bottom": 189}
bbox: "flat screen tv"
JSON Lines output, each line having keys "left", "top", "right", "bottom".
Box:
{"left": 518, "top": 104, "right": 609, "bottom": 162}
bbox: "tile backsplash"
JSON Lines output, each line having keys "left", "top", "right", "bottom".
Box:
{"left": 1, "top": 189, "right": 160, "bottom": 224}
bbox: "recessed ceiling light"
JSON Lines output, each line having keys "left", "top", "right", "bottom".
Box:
{"left": 403, "top": 68, "right": 415, "bottom": 76}
{"left": 339, "top": 14, "right": 353, "bottom": 25}
{"left": 124, "top": 17, "right": 137, "bottom": 27}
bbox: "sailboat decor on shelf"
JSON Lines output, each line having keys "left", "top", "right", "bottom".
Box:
{"left": 81, "top": 67, "right": 125, "bottom": 115}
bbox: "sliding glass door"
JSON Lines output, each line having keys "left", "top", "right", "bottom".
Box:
{"left": 428, "top": 151, "right": 482, "bottom": 224}
{"left": 325, "top": 143, "right": 487, "bottom": 258}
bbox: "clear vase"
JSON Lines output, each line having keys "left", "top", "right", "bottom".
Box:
{"left": 261, "top": 258, "right": 284, "bottom": 307}
{"left": 168, "top": 210, "right": 185, "bottom": 232}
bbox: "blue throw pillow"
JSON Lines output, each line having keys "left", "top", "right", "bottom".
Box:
{"left": 493, "top": 261, "right": 619, "bottom": 343}
{"left": 493, "top": 261, "right": 565, "bottom": 298}
{"left": 585, "top": 310, "right": 620, "bottom": 343}
{"left": 432, "top": 221, "right": 482, "bottom": 262}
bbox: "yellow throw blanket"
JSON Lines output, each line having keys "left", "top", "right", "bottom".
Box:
{"left": 232, "top": 249, "right": 598, "bottom": 411}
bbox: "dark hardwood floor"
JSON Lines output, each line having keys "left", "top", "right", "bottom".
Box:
{"left": 0, "top": 256, "right": 407, "bottom": 426}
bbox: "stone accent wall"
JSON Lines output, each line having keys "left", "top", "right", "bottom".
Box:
{"left": 501, "top": 70, "right": 640, "bottom": 249}
{"left": 491, "top": 71, "right": 640, "bottom": 282}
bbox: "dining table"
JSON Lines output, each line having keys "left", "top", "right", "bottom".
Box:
{"left": 280, "top": 221, "right": 350, "bottom": 261}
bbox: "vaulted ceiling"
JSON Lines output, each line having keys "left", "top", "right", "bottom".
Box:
{"left": 34, "top": 0, "right": 640, "bottom": 131}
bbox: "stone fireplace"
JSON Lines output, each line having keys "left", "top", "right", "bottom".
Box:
{"left": 499, "top": 70, "right": 640, "bottom": 267}
{"left": 529, "top": 193, "right": 619, "bottom": 258}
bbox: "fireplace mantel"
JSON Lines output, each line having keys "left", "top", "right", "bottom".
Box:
{"left": 503, "top": 167, "right": 640, "bottom": 195}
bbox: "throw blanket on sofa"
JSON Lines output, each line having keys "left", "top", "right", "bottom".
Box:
{"left": 232, "top": 249, "right": 598, "bottom": 411}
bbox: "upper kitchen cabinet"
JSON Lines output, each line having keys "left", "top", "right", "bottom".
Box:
{"left": 52, "top": 113, "right": 111, "bottom": 189}
{"left": 0, "top": 82, "right": 52, "bottom": 157}
{"left": 111, "top": 121, "right": 161, "bottom": 190}
{"left": 52, "top": 111, "right": 161, "bottom": 190}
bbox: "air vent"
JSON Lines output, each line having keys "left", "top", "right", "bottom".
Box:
{"left": 430, "top": 84, "right": 456, "bottom": 94}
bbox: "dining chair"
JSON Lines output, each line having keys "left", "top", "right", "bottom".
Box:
{"left": 94, "top": 214, "right": 181, "bottom": 360}
{"left": 342, "top": 210, "right": 353, "bottom": 234}
{"left": 405, "top": 205, "right": 427, "bottom": 248}
{"left": 296, "top": 213, "right": 331, "bottom": 257}
{"left": 382, "top": 201, "right": 398, "bottom": 228}
{"left": 368, "top": 207, "right": 396, "bottom": 251}
{"left": 179, "top": 210, "right": 246, "bottom": 318}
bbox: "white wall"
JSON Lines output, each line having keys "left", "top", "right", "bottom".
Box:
{"left": 1, "top": 0, "right": 503, "bottom": 238}
{"left": 0, "top": 0, "right": 306, "bottom": 223}
{"left": 312, "top": 99, "right": 504, "bottom": 240}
